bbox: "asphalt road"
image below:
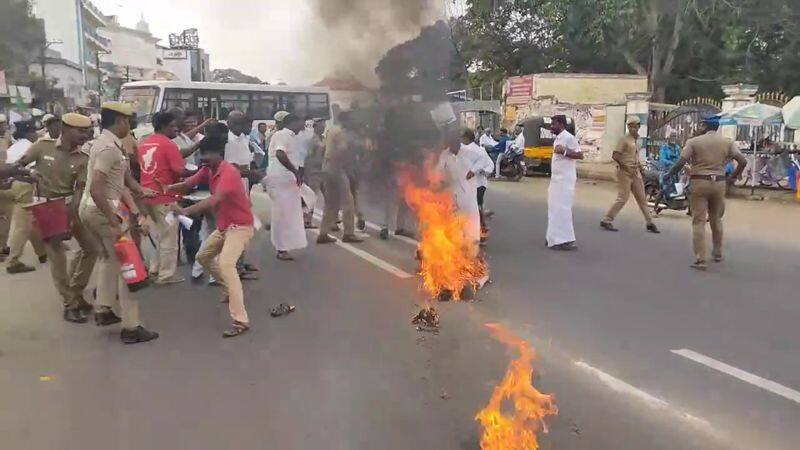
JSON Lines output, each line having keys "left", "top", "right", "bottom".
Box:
{"left": 1, "top": 177, "right": 798, "bottom": 450}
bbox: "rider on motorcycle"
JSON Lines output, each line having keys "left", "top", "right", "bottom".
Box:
{"left": 495, "top": 124, "right": 524, "bottom": 178}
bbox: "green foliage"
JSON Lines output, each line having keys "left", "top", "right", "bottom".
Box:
{"left": 375, "top": 21, "right": 464, "bottom": 100}
{"left": 211, "top": 68, "right": 262, "bottom": 84}
{"left": 0, "top": 0, "right": 45, "bottom": 76}
{"left": 453, "top": 0, "right": 800, "bottom": 102}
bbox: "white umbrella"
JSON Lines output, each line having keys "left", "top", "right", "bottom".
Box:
{"left": 782, "top": 96, "right": 800, "bottom": 130}
{"left": 719, "top": 102, "right": 784, "bottom": 195}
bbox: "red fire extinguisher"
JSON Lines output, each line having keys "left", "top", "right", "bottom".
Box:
{"left": 114, "top": 237, "right": 150, "bottom": 292}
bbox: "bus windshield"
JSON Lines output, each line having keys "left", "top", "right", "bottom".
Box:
{"left": 119, "top": 86, "right": 159, "bottom": 123}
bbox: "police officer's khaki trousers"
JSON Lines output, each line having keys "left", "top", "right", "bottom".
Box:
{"left": 196, "top": 227, "right": 253, "bottom": 324}
{"left": 320, "top": 170, "right": 356, "bottom": 236}
{"left": 142, "top": 203, "right": 179, "bottom": 281}
{"left": 689, "top": 179, "right": 726, "bottom": 262}
{"left": 44, "top": 216, "right": 98, "bottom": 309}
{"left": 79, "top": 205, "right": 140, "bottom": 329}
{"left": 0, "top": 197, "right": 12, "bottom": 248}
{"left": 603, "top": 169, "right": 653, "bottom": 224}
{"left": 4, "top": 182, "right": 46, "bottom": 265}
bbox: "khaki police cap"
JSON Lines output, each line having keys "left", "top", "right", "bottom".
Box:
{"left": 627, "top": 116, "right": 641, "bottom": 125}
{"left": 0, "top": 113, "right": 6, "bottom": 123}
{"left": 101, "top": 101, "right": 134, "bottom": 116}
{"left": 62, "top": 113, "right": 92, "bottom": 128}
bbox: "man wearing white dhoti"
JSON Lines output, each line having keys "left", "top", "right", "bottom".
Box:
{"left": 436, "top": 131, "right": 486, "bottom": 250}
{"left": 265, "top": 113, "right": 307, "bottom": 261}
{"left": 546, "top": 115, "right": 583, "bottom": 251}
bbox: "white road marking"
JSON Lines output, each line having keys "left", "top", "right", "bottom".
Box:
{"left": 308, "top": 229, "right": 414, "bottom": 279}
{"left": 574, "top": 360, "right": 713, "bottom": 431}
{"left": 672, "top": 349, "right": 800, "bottom": 405}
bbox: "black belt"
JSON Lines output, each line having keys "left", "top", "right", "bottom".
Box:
{"left": 691, "top": 174, "right": 726, "bottom": 181}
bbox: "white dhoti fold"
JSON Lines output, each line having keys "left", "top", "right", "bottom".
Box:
{"left": 265, "top": 174, "right": 307, "bottom": 252}
{"left": 546, "top": 172, "right": 577, "bottom": 247}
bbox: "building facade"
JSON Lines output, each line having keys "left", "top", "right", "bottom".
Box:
{"left": 159, "top": 47, "right": 211, "bottom": 82}
{"left": 30, "top": 0, "right": 110, "bottom": 105}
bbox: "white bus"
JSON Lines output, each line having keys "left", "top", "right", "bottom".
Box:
{"left": 119, "top": 80, "right": 332, "bottom": 128}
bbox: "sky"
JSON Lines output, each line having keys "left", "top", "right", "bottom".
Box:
{"left": 92, "top": 0, "right": 449, "bottom": 85}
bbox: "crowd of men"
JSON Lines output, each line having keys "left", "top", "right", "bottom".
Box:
{"left": 0, "top": 101, "right": 748, "bottom": 344}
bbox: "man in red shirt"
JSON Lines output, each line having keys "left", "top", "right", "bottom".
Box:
{"left": 168, "top": 125, "right": 255, "bottom": 338}
{"left": 138, "top": 111, "right": 186, "bottom": 284}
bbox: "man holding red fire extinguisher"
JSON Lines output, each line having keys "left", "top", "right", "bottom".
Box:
{"left": 16, "top": 113, "right": 98, "bottom": 323}
{"left": 79, "top": 102, "right": 160, "bottom": 344}
{"left": 167, "top": 123, "right": 255, "bottom": 338}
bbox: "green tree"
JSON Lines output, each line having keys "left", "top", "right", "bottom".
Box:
{"left": 0, "top": 0, "right": 45, "bottom": 76}
{"left": 211, "top": 68, "right": 262, "bottom": 84}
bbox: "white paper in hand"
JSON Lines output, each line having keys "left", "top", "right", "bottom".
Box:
{"left": 253, "top": 216, "right": 263, "bottom": 231}
{"left": 177, "top": 215, "right": 194, "bottom": 229}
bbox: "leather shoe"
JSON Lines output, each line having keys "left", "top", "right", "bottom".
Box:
{"left": 342, "top": 234, "right": 364, "bottom": 243}
{"left": 95, "top": 309, "right": 122, "bottom": 326}
{"left": 121, "top": 326, "right": 159, "bottom": 344}
{"left": 316, "top": 234, "right": 337, "bottom": 244}
{"left": 64, "top": 308, "right": 88, "bottom": 324}
{"left": 600, "top": 221, "right": 618, "bottom": 232}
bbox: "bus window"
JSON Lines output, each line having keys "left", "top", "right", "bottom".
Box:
{"left": 120, "top": 86, "right": 159, "bottom": 123}
{"left": 162, "top": 88, "right": 193, "bottom": 112}
{"left": 220, "top": 92, "right": 251, "bottom": 118}
{"left": 281, "top": 93, "right": 309, "bottom": 118}
{"left": 252, "top": 94, "right": 277, "bottom": 120}
{"left": 308, "top": 94, "right": 330, "bottom": 119}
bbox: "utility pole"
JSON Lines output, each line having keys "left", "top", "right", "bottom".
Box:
{"left": 94, "top": 49, "right": 110, "bottom": 100}
{"left": 39, "top": 39, "right": 63, "bottom": 79}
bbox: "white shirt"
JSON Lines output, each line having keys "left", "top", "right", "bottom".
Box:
{"left": 512, "top": 133, "right": 525, "bottom": 154}
{"left": 5, "top": 139, "right": 33, "bottom": 164}
{"left": 295, "top": 128, "right": 316, "bottom": 167}
{"left": 462, "top": 142, "right": 494, "bottom": 187}
{"left": 552, "top": 130, "right": 581, "bottom": 178}
{"left": 224, "top": 131, "right": 253, "bottom": 166}
{"left": 267, "top": 128, "right": 302, "bottom": 179}
{"left": 437, "top": 147, "right": 480, "bottom": 214}
{"left": 479, "top": 133, "right": 498, "bottom": 148}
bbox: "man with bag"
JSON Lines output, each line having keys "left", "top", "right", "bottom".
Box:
{"left": 16, "top": 113, "right": 98, "bottom": 323}
{"left": 79, "top": 102, "right": 159, "bottom": 344}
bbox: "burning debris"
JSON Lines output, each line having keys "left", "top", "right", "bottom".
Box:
{"left": 475, "top": 324, "right": 557, "bottom": 450}
{"left": 411, "top": 307, "right": 440, "bottom": 332}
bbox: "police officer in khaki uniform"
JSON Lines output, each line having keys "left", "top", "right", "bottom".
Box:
{"left": 17, "top": 113, "right": 97, "bottom": 323}
{"left": 79, "top": 102, "right": 159, "bottom": 343}
{"left": 2, "top": 121, "right": 48, "bottom": 273}
{"left": 0, "top": 113, "right": 13, "bottom": 256}
{"left": 666, "top": 117, "right": 748, "bottom": 270}
{"left": 601, "top": 116, "right": 660, "bottom": 234}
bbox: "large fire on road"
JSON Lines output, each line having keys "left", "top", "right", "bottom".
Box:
{"left": 475, "top": 324, "right": 558, "bottom": 450}
{"left": 399, "top": 158, "right": 487, "bottom": 301}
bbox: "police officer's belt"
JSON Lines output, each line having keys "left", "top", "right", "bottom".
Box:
{"left": 691, "top": 174, "right": 726, "bottom": 181}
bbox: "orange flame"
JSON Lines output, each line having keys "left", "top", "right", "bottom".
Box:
{"left": 475, "top": 323, "right": 558, "bottom": 450}
{"left": 399, "top": 156, "right": 487, "bottom": 301}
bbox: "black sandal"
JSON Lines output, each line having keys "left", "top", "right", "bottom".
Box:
{"left": 270, "top": 303, "right": 296, "bottom": 317}
{"left": 223, "top": 321, "right": 249, "bottom": 338}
